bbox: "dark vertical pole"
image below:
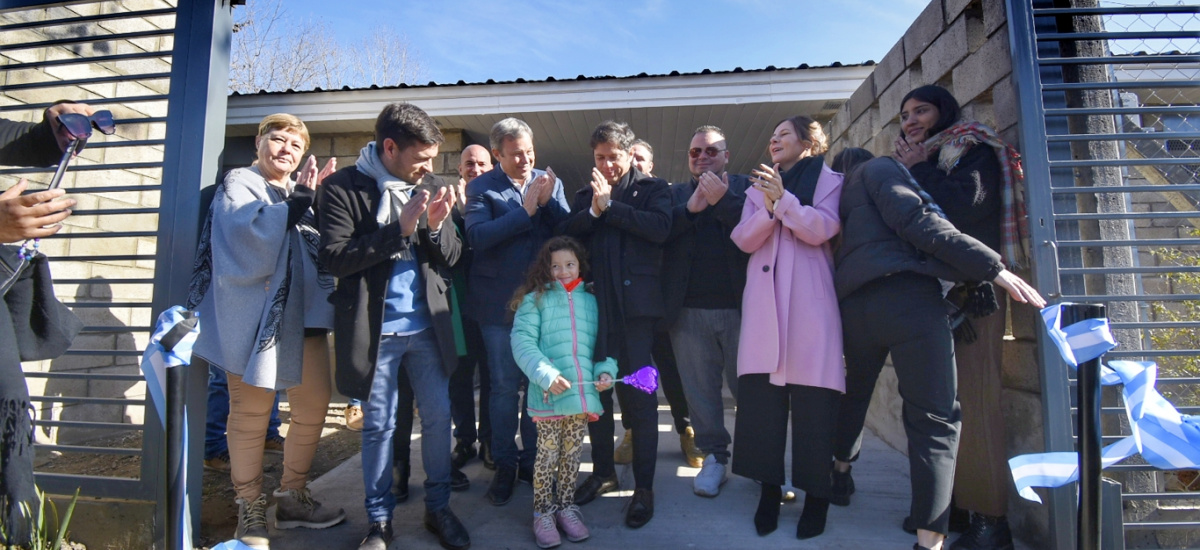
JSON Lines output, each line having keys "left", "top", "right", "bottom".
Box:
{"left": 156, "top": 0, "right": 233, "bottom": 544}
{"left": 166, "top": 366, "right": 185, "bottom": 550}
{"left": 1063, "top": 303, "right": 1106, "bottom": 550}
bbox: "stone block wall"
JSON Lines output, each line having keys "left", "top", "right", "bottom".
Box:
{"left": 823, "top": 0, "right": 1052, "bottom": 543}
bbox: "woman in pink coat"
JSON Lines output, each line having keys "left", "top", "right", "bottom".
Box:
{"left": 730, "top": 115, "right": 845, "bottom": 541}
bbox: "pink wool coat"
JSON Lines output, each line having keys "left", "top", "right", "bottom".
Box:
{"left": 731, "top": 163, "right": 845, "bottom": 392}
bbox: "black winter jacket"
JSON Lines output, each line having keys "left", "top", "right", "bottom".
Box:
{"left": 0, "top": 118, "right": 60, "bottom": 168}
{"left": 316, "top": 167, "right": 461, "bottom": 401}
{"left": 834, "top": 157, "right": 1003, "bottom": 300}
{"left": 908, "top": 144, "right": 1003, "bottom": 253}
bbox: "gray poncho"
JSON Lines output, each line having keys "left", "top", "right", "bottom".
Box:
{"left": 187, "top": 166, "right": 333, "bottom": 390}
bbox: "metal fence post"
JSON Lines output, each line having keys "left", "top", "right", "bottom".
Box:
{"left": 1063, "top": 303, "right": 1107, "bottom": 550}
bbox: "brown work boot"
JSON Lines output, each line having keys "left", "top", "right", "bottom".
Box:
{"left": 344, "top": 404, "right": 364, "bottom": 432}
{"left": 680, "top": 426, "right": 704, "bottom": 468}
{"left": 614, "top": 429, "right": 633, "bottom": 465}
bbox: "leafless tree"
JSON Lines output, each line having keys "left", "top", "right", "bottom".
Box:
{"left": 229, "top": 0, "right": 426, "bottom": 94}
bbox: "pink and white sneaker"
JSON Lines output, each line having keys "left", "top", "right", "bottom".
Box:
{"left": 556, "top": 505, "right": 590, "bottom": 542}
{"left": 534, "top": 513, "right": 562, "bottom": 548}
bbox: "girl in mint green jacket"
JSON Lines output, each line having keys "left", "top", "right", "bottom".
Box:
{"left": 510, "top": 236, "right": 617, "bottom": 548}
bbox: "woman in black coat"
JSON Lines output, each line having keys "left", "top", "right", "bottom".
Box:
{"left": 827, "top": 148, "right": 1044, "bottom": 550}
{"left": 893, "top": 84, "right": 1027, "bottom": 550}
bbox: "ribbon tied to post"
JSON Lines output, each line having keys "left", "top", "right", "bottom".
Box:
{"left": 1010, "top": 303, "right": 1200, "bottom": 503}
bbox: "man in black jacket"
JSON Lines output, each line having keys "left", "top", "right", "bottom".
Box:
{"left": 317, "top": 103, "right": 468, "bottom": 550}
{"left": 661, "top": 125, "right": 750, "bottom": 498}
{"left": 560, "top": 121, "right": 671, "bottom": 529}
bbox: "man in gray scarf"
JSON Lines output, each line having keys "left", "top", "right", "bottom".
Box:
{"left": 317, "top": 103, "right": 467, "bottom": 550}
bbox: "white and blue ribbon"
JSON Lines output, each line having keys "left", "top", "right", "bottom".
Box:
{"left": 1011, "top": 303, "right": 1200, "bottom": 503}
{"left": 139, "top": 306, "right": 200, "bottom": 549}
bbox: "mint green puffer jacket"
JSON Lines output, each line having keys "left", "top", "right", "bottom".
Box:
{"left": 511, "top": 282, "right": 619, "bottom": 419}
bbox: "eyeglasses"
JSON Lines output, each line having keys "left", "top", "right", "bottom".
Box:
{"left": 57, "top": 110, "right": 117, "bottom": 141}
{"left": 688, "top": 146, "right": 726, "bottom": 159}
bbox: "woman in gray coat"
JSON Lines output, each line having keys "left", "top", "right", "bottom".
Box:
{"left": 188, "top": 113, "right": 344, "bottom": 550}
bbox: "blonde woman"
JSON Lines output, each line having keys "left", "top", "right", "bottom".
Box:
{"left": 188, "top": 113, "right": 343, "bottom": 549}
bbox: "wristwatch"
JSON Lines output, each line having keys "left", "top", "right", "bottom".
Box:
{"left": 605, "top": 198, "right": 613, "bottom": 211}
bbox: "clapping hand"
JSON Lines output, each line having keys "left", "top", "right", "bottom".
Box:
{"left": 893, "top": 137, "right": 928, "bottom": 169}
{"left": 686, "top": 180, "right": 708, "bottom": 213}
{"left": 522, "top": 176, "right": 543, "bottom": 216}
{"left": 590, "top": 167, "right": 613, "bottom": 214}
{"left": 535, "top": 167, "right": 557, "bottom": 206}
{"left": 698, "top": 171, "right": 729, "bottom": 206}
{"left": 426, "top": 186, "right": 453, "bottom": 233}
{"left": 750, "top": 163, "right": 784, "bottom": 214}
{"left": 398, "top": 189, "right": 430, "bottom": 238}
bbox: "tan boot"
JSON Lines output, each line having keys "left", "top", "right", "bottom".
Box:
{"left": 344, "top": 404, "right": 364, "bottom": 432}
{"left": 614, "top": 430, "right": 634, "bottom": 465}
{"left": 680, "top": 426, "right": 704, "bottom": 468}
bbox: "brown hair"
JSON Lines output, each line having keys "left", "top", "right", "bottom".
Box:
{"left": 508, "top": 236, "right": 590, "bottom": 315}
{"left": 257, "top": 113, "right": 311, "bottom": 152}
{"left": 776, "top": 115, "right": 828, "bottom": 156}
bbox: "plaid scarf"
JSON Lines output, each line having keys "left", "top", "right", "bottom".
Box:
{"left": 923, "top": 120, "right": 1031, "bottom": 269}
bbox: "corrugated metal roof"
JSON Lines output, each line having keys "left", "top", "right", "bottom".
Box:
{"left": 229, "top": 61, "right": 876, "bottom": 97}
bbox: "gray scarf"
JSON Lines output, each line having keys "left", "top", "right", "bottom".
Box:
{"left": 356, "top": 142, "right": 416, "bottom": 260}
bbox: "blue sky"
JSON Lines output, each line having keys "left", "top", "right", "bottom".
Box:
{"left": 280, "top": 0, "right": 930, "bottom": 84}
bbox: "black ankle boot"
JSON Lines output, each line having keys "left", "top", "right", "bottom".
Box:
{"left": 754, "top": 483, "right": 782, "bottom": 536}
{"left": 949, "top": 513, "right": 1013, "bottom": 550}
{"left": 796, "top": 494, "right": 830, "bottom": 540}
{"left": 830, "top": 463, "right": 854, "bottom": 506}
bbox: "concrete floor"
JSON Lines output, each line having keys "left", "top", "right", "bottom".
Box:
{"left": 247, "top": 402, "right": 1006, "bottom": 550}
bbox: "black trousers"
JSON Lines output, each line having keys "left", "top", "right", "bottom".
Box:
{"left": 647, "top": 329, "right": 689, "bottom": 433}
{"left": 732, "top": 374, "right": 840, "bottom": 498}
{"left": 588, "top": 317, "right": 659, "bottom": 489}
{"left": 449, "top": 316, "right": 490, "bottom": 445}
{"left": 832, "top": 272, "right": 961, "bottom": 535}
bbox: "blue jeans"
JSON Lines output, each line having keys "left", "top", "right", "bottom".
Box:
{"left": 480, "top": 323, "right": 536, "bottom": 471}
{"left": 205, "top": 364, "right": 280, "bottom": 459}
{"left": 362, "top": 330, "right": 452, "bottom": 521}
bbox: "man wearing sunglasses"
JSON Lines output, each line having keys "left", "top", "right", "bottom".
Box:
{"left": 0, "top": 101, "right": 93, "bottom": 244}
{"left": 660, "top": 125, "right": 751, "bottom": 498}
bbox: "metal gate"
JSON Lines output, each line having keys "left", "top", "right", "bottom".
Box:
{"left": 0, "top": 0, "right": 231, "bottom": 544}
{"left": 1007, "top": 0, "right": 1200, "bottom": 547}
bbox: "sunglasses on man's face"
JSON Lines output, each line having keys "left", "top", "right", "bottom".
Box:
{"left": 56, "top": 110, "right": 117, "bottom": 141}
{"left": 688, "top": 146, "right": 726, "bottom": 159}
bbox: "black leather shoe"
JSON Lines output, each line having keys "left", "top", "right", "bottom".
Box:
{"left": 451, "top": 440, "right": 477, "bottom": 469}
{"left": 830, "top": 463, "right": 854, "bottom": 506}
{"left": 948, "top": 513, "right": 1014, "bottom": 550}
{"left": 625, "top": 488, "right": 654, "bottom": 529}
{"left": 357, "top": 521, "right": 393, "bottom": 550}
{"left": 479, "top": 440, "right": 495, "bottom": 470}
{"left": 486, "top": 465, "right": 517, "bottom": 506}
{"left": 424, "top": 507, "right": 471, "bottom": 550}
{"left": 392, "top": 461, "right": 411, "bottom": 503}
{"left": 573, "top": 473, "right": 618, "bottom": 506}
{"left": 451, "top": 467, "right": 470, "bottom": 492}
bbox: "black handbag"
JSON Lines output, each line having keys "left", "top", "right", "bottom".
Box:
{"left": 2, "top": 247, "right": 82, "bottom": 360}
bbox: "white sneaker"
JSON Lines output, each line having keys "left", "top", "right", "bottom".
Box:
{"left": 693, "top": 454, "right": 728, "bottom": 497}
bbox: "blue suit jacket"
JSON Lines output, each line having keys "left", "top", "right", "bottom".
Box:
{"left": 464, "top": 166, "right": 570, "bottom": 323}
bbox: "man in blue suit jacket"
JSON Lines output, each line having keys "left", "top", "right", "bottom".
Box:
{"left": 463, "top": 117, "right": 570, "bottom": 506}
